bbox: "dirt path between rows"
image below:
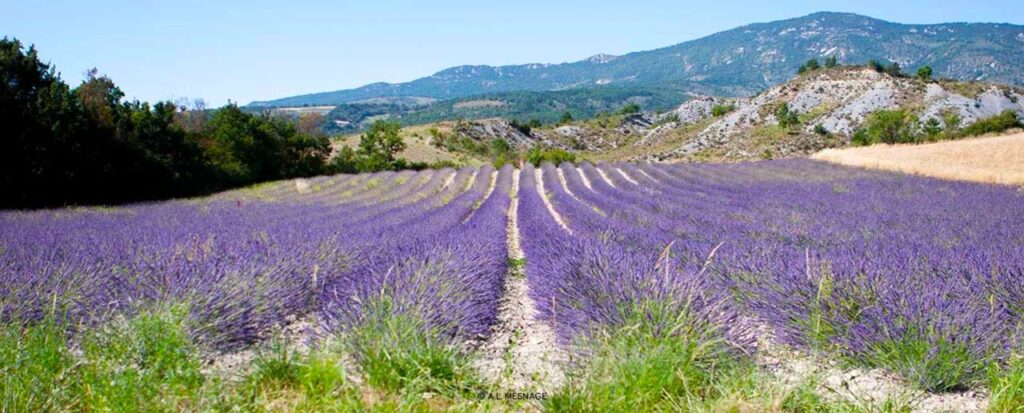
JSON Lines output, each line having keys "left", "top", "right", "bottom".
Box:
{"left": 593, "top": 167, "right": 617, "bottom": 188}
{"left": 474, "top": 169, "right": 566, "bottom": 398}
{"left": 535, "top": 169, "right": 572, "bottom": 234}
{"left": 615, "top": 167, "right": 639, "bottom": 185}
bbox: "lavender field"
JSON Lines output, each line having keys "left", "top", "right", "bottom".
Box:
{"left": 2, "top": 160, "right": 1023, "bottom": 411}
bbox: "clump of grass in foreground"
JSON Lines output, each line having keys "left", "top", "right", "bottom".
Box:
{"left": 854, "top": 331, "right": 986, "bottom": 393}
{"left": 239, "top": 337, "right": 365, "bottom": 411}
{"left": 989, "top": 356, "right": 1024, "bottom": 413}
{"left": 75, "top": 306, "right": 217, "bottom": 410}
{"left": 0, "top": 317, "right": 78, "bottom": 411}
{"left": 546, "top": 299, "right": 747, "bottom": 412}
{"left": 345, "top": 297, "right": 503, "bottom": 410}
{"left": 0, "top": 306, "right": 227, "bottom": 412}
{"left": 544, "top": 299, "right": 916, "bottom": 412}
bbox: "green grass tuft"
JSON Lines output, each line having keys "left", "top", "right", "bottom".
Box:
{"left": 240, "top": 337, "right": 363, "bottom": 412}
{"left": 546, "top": 299, "right": 745, "bottom": 412}
{"left": 857, "top": 331, "right": 983, "bottom": 393}
{"left": 989, "top": 356, "right": 1024, "bottom": 413}
{"left": 0, "top": 317, "right": 77, "bottom": 411}
{"left": 75, "top": 305, "right": 214, "bottom": 411}
{"left": 347, "top": 298, "right": 482, "bottom": 399}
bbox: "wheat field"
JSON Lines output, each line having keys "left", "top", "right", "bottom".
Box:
{"left": 813, "top": 132, "right": 1024, "bottom": 186}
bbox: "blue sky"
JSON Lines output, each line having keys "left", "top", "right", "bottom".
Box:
{"left": 4, "top": 0, "right": 1023, "bottom": 106}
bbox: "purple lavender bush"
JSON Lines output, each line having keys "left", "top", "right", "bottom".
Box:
{"left": 527, "top": 160, "right": 1024, "bottom": 392}
{"left": 0, "top": 165, "right": 513, "bottom": 351}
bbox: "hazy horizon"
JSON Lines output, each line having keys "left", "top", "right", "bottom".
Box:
{"left": 5, "top": 0, "right": 1024, "bottom": 107}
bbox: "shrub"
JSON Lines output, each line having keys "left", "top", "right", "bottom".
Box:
{"left": 922, "top": 117, "right": 943, "bottom": 138}
{"left": 509, "top": 119, "right": 533, "bottom": 135}
{"left": 774, "top": 102, "right": 800, "bottom": 128}
{"left": 917, "top": 65, "right": 933, "bottom": 81}
{"left": 526, "top": 147, "right": 577, "bottom": 167}
{"left": 942, "top": 111, "right": 962, "bottom": 132}
{"left": 813, "top": 124, "right": 830, "bottom": 136}
{"left": 711, "top": 104, "right": 736, "bottom": 117}
{"left": 823, "top": 55, "right": 838, "bottom": 68}
{"left": 490, "top": 138, "right": 511, "bottom": 155}
{"left": 428, "top": 160, "right": 460, "bottom": 170}
{"left": 851, "top": 109, "right": 918, "bottom": 145}
{"left": 560, "top": 111, "right": 574, "bottom": 124}
{"left": 797, "top": 58, "right": 820, "bottom": 74}
{"left": 960, "top": 110, "right": 1021, "bottom": 137}
{"left": 619, "top": 103, "right": 641, "bottom": 115}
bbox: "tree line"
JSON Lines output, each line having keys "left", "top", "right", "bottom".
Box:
{"left": 1, "top": 38, "right": 345, "bottom": 209}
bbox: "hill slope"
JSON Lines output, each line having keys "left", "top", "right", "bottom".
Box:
{"left": 251, "top": 12, "right": 1024, "bottom": 107}
{"left": 549, "top": 66, "right": 1024, "bottom": 162}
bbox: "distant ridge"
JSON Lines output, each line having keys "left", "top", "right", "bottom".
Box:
{"left": 250, "top": 12, "right": 1024, "bottom": 107}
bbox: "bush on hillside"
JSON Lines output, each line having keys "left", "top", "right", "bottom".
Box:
{"left": 917, "top": 66, "right": 933, "bottom": 81}
{"left": 711, "top": 104, "right": 736, "bottom": 117}
{"left": 960, "top": 110, "right": 1021, "bottom": 137}
{"left": 526, "top": 147, "right": 577, "bottom": 167}
{"left": 797, "top": 58, "right": 820, "bottom": 74}
{"left": 852, "top": 109, "right": 918, "bottom": 145}
{"left": 774, "top": 103, "right": 800, "bottom": 128}
{"left": 619, "top": 103, "right": 641, "bottom": 115}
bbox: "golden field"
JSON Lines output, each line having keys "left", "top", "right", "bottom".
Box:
{"left": 813, "top": 132, "right": 1024, "bottom": 186}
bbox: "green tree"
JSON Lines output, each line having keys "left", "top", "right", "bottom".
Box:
{"left": 620, "top": 103, "right": 641, "bottom": 115}
{"left": 774, "top": 102, "right": 800, "bottom": 128}
{"left": 852, "top": 109, "right": 919, "bottom": 145}
{"left": 204, "top": 104, "right": 284, "bottom": 183}
{"left": 824, "top": 55, "right": 838, "bottom": 68}
{"left": 356, "top": 120, "right": 406, "bottom": 172}
{"left": 0, "top": 37, "right": 330, "bottom": 208}
{"left": 329, "top": 146, "right": 359, "bottom": 174}
{"left": 916, "top": 66, "right": 933, "bottom": 81}
{"left": 798, "top": 58, "right": 820, "bottom": 74}
{"left": 281, "top": 126, "right": 331, "bottom": 177}
{"left": 560, "top": 111, "right": 574, "bottom": 124}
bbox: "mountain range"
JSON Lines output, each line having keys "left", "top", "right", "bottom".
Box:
{"left": 250, "top": 12, "right": 1024, "bottom": 108}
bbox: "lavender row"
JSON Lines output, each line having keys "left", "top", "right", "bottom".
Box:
{"left": 0, "top": 167, "right": 490, "bottom": 350}
{"left": 517, "top": 164, "right": 740, "bottom": 345}
{"left": 319, "top": 166, "right": 512, "bottom": 340}
{"left": 551, "top": 160, "right": 1024, "bottom": 387}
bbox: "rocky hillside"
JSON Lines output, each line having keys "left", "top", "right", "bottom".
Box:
{"left": 251, "top": 12, "right": 1024, "bottom": 108}
{"left": 553, "top": 66, "right": 1024, "bottom": 162}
